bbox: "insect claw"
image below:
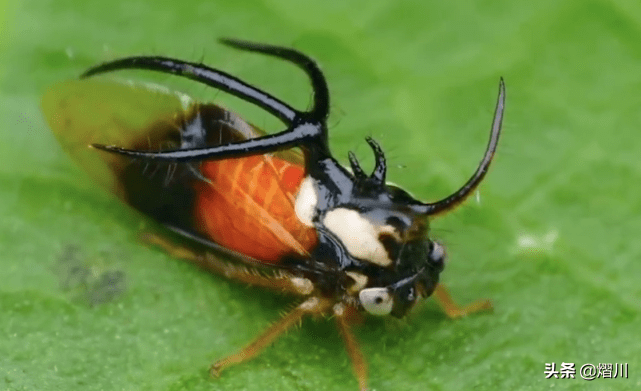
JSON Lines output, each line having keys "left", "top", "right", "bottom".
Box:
{"left": 209, "top": 364, "right": 223, "bottom": 378}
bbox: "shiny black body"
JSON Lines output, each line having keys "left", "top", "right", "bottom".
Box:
{"left": 84, "top": 38, "right": 505, "bottom": 318}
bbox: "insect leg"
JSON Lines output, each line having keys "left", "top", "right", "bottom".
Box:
{"left": 433, "top": 283, "right": 493, "bottom": 319}
{"left": 141, "top": 233, "right": 313, "bottom": 296}
{"left": 334, "top": 303, "right": 368, "bottom": 391}
{"left": 210, "top": 297, "right": 333, "bottom": 377}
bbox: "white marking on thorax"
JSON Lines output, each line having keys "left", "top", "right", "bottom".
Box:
{"left": 294, "top": 176, "right": 318, "bottom": 227}
{"left": 322, "top": 207, "right": 395, "bottom": 267}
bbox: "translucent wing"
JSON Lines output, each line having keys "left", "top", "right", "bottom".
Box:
{"left": 42, "top": 78, "right": 303, "bottom": 191}
{"left": 42, "top": 78, "right": 310, "bottom": 267}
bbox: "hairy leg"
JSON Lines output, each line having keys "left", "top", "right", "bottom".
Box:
{"left": 334, "top": 303, "right": 368, "bottom": 391}
{"left": 210, "top": 297, "right": 333, "bottom": 376}
{"left": 141, "top": 232, "right": 313, "bottom": 295}
{"left": 433, "top": 284, "right": 493, "bottom": 319}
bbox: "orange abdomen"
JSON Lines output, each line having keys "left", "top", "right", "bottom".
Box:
{"left": 194, "top": 155, "right": 317, "bottom": 263}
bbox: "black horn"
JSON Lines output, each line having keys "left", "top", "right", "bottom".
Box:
{"left": 348, "top": 151, "right": 367, "bottom": 180}
{"left": 365, "top": 137, "right": 386, "bottom": 184}
{"left": 411, "top": 78, "right": 505, "bottom": 216}
{"left": 87, "top": 39, "right": 332, "bottom": 162}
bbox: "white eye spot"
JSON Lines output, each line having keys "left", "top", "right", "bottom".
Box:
{"left": 359, "top": 287, "right": 393, "bottom": 316}
{"left": 323, "top": 208, "right": 394, "bottom": 266}
{"left": 430, "top": 242, "right": 446, "bottom": 262}
{"left": 295, "top": 176, "right": 318, "bottom": 227}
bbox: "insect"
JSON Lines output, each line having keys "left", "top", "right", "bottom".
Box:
{"left": 42, "top": 38, "right": 505, "bottom": 390}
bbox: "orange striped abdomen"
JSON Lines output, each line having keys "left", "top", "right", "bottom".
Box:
{"left": 194, "top": 155, "right": 317, "bottom": 263}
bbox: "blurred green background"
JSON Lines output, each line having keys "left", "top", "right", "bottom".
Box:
{"left": 1, "top": 1, "right": 640, "bottom": 390}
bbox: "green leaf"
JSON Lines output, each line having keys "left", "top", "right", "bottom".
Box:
{"left": 1, "top": 1, "right": 639, "bottom": 390}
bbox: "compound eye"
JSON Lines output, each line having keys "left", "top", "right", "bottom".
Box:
{"left": 359, "top": 287, "right": 394, "bottom": 316}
